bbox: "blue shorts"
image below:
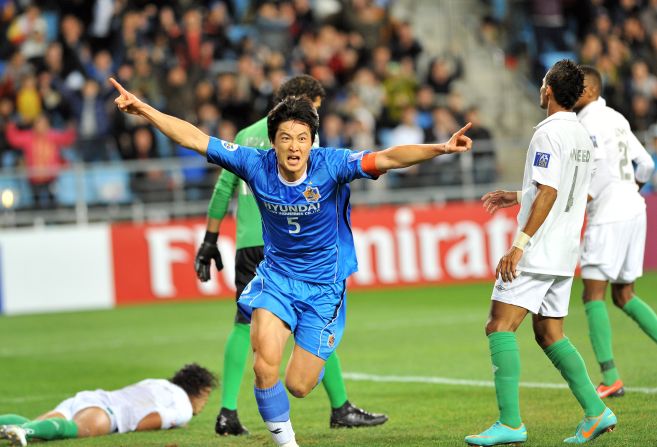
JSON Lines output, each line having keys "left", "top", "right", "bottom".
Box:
{"left": 237, "top": 264, "right": 346, "bottom": 360}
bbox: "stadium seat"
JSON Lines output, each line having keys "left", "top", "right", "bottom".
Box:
{"left": 42, "top": 10, "right": 60, "bottom": 42}
{"left": 53, "top": 169, "right": 95, "bottom": 206}
{"left": 227, "top": 25, "right": 254, "bottom": 44}
{"left": 91, "top": 166, "right": 133, "bottom": 204}
{"left": 539, "top": 51, "right": 577, "bottom": 74}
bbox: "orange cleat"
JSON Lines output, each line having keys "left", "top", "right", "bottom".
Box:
{"left": 596, "top": 380, "right": 625, "bottom": 398}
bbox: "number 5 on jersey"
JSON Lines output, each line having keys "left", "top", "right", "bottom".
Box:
{"left": 287, "top": 217, "right": 300, "bottom": 234}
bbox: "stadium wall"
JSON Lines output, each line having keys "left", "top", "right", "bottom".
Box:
{"left": 1, "top": 197, "right": 656, "bottom": 315}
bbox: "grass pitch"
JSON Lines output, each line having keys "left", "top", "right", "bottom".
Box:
{"left": 2, "top": 274, "right": 657, "bottom": 446}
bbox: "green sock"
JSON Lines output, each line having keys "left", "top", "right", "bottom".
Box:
{"left": 22, "top": 419, "right": 78, "bottom": 440}
{"left": 584, "top": 301, "right": 619, "bottom": 385}
{"left": 221, "top": 323, "right": 251, "bottom": 410}
{"left": 544, "top": 338, "right": 605, "bottom": 417}
{"left": 322, "top": 352, "right": 348, "bottom": 409}
{"left": 623, "top": 296, "right": 657, "bottom": 344}
{"left": 0, "top": 414, "right": 30, "bottom": 425}
{"left": 488, "top": 332, "right": 522, "bottom": 428}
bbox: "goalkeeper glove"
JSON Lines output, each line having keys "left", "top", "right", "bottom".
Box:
{"left": 195, "top": 231, "right": 223, "bottom": 281}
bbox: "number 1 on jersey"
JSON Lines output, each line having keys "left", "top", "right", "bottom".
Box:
{"left": 565, "top": 165, "right": 579, "bottom": 212}
{"left": 287, "top": 217, "right": 301, "bottom": 234}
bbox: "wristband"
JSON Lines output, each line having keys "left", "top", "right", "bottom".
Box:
{"left": 204, "top": 231, "right": 219, "bottom": 244}
{"left": 512, "top": 231, "right": 531, "bottom": 250}
{"left": 516, "top": 190, "right": 522, "bottom": 204}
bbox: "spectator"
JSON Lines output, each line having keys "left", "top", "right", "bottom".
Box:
{"left": 390, "top": 21, "right": 423, "bottom": 67}
{"left": 5, "top": 115, "right": 76, "bottom": 208}
{"left": 628, "top": 94, "right": 655, "bottom": 133}
{"left": 464, "top": 106, "right": 497, "bottom": 184}
{"left": 15, "top": 73, "right": 42, "bottom": 124}
{"left": 0, "top": 97, "right": 18, "bottom": 166}
{"left": 426, "top": 55, "right": 463, "bottom": 95}
{"left": 129, "top": 126, "right": 170, "bottom": 203}
{"left": 321, "top": 113, "right": 348, "bottom": 148}
{"left": 59, "top": 78, "right": 115, "bottom": 162}
{"left": 7, "top": 4, "right": 48, "bottom": 62}
{"left": 415, "top": 85, "right": 435, "bottom": 131}
{"left": 629, "top": 59, "right": 657, "bottom": 99}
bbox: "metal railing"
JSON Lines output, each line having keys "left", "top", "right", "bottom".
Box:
{"left": 0, "top": 138, "right": 522, "bottom": 227}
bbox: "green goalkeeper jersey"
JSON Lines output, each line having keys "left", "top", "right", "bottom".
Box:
{"left": 207, "top": 117, "right": 269, "bottom": 250}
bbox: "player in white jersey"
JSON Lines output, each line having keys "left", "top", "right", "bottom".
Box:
{"left": 0, "top": 364, "right": 216, "bottom": 446}
{"left": 465, "top": 60, "right": 616, "bottom": 446}
{"left": 573, "top": 65, "right": 657, "bottom": 399}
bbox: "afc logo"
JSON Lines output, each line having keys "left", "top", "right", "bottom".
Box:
{"left": 221, "top": 141, "right": 239, "bottom": 151}
{"left": 327, "top": 334, "right": 336, "bottom": 348}
{"left": 533, "top": 152, "right": 551, "bottom": 168}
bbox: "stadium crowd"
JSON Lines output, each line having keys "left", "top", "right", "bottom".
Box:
{"left": 0, "top": 0, "right": 493, "bottom": 209}
{"left": 483, "top": 0, "right": 657, "bottom": 146}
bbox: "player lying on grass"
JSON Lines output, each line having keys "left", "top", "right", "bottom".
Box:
{"left": 0, "top": 363, "right": 216, "bottom": 446}
{"left": 109, "top": 77, "right": 472, "bottom": 447}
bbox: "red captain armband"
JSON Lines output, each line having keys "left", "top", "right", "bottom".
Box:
{"left": 362, "top": 152, "right": 384, "bottom": 177}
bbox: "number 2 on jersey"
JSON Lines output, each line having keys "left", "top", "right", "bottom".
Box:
{"left": 618, "top": 139, "right": 633, "bottom": 181}
{"left": 287, "top": 217, "right": 301, "bottom": 234}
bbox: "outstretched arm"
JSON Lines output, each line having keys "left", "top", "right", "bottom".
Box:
{"left": 110, "top": 78, "right": 210, "bottom": 154}
{"left": 373, "top": 122, "right": 472, "bottom": 173}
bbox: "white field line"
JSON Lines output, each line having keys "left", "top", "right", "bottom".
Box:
{"left": 342, "top": 372, "right": 657, "bottom": 395}
{"left": 3, "top": 372, "right": 657, "bottom": 405}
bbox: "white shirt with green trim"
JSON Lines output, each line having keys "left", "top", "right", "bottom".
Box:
{"left": 517, "top": 111, "right": 594, "bottom": 276}
{"left": 577, "top": 97, "right": 655, "bottom": 225}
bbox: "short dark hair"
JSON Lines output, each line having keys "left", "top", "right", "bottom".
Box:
{"left": 579, "top": 64, "right": 602, "bottom": 95}
{"left": 267, "top": 95, "right": 320, "bottom": 144}
{"left": 170, "top": 363, "right": 217, "bottom": 397}
{"left": 274, "top": 75, "right": 326, "bottom": 104}
{"left": 545, "top": 59, "right": 585, "bottom": 110}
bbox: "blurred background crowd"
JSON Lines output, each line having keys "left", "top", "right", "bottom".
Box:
{"left": 483, "top": 0, "right": 657, "bottom": 130}
{"left": 0, "top": 0, "right": 656, "bottom": 216}
{"left": 0, "top": 0, "right": 482, "bottom": 210}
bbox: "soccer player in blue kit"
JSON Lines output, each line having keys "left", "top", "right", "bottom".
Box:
{"left": 110, "top": 77, "right": 473, "bottom": 446}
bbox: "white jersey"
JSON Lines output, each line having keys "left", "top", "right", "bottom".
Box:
{"left": 576, "top": 97, "right": 655, "bottom": 225}
{"left": 517, "top": 112, "right": 594, "bottom": 276}
{"left": 96, "top": 379, "right": 192, "bottom": 433}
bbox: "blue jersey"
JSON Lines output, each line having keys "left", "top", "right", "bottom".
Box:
{"left": 206, "top": 137, "right": 377, "bottom": 284}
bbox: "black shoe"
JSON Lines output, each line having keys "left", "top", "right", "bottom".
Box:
{"left": 215, "top": 408, "right": 249, "bottom": 436}
{"left": 330, "top": 401, "right": 388, "bottom": 428}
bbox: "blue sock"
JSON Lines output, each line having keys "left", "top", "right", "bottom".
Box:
{"left": 254, "top": 380, "right": 290, "bottom": 422}
{"left": 255, "top": 381, "right": 295, "bottom": 445}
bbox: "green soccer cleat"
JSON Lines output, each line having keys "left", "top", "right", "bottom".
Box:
{"left": 465, "top": 421, "right": 527, "bottom": 446}
{"left": 564, "top": 407, "right": 616, "bottom": 444}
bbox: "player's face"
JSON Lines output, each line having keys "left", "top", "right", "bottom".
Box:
{"left": 191, "top": 386, "right": 212, "bottom": 415}
{"left": 573, "top": 76, "right": 592, "bottom": 111}
{"left": 539, "top": 75, "right": 548, "bottom": 109}
{"left": 273, "top": 120, "right": 313, "bottom": 181}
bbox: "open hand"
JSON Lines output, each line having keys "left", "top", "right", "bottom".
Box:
{"left": 109, "top": 77, "right": 144, "bottom": 115}
{"left": 443, "top": 122, "right": 473, "bottom": 154}
{"left": 481, "top": 190, "right": 518, "bottom": 214}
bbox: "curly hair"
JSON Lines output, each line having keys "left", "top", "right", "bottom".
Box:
{"left": 274, "top": 74, "right": 325, "bottom": 105}
{"left": 170, "top": 363, "right": 217, "bottom": 397}
{"left": 267, "top": 95, "right": 320, "bottom": 144}
{"left": 545, "top": 59, "right": 585, "bottom": 110}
